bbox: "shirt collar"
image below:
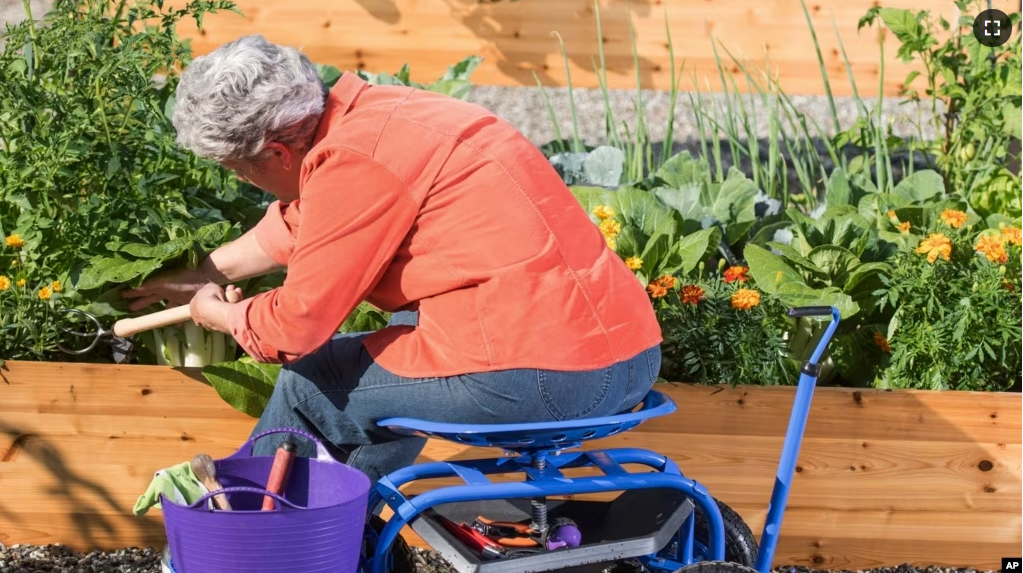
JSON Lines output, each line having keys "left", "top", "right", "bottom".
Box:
{"left": 311, "top": 72, "right": 368, "bottom": 147}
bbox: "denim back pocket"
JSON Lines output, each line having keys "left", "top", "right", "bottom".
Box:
{"left": 536, "top": 367, "right": 613, "bottom": 421}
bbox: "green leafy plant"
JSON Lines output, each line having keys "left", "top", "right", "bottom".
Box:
{"left": 872, "top": 217, "right": 1022, "bottom": 390}
{"left": 316, "top": 55, "right": 483, "bottom": 100}
{"left": 655, "top": 262, "right": 797, "bottom": 386}
{"left": 854, "top": 0, "right": 1022, "bottom": 219}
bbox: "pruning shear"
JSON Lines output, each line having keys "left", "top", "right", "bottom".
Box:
{"left": 57, "top": 289, "right": 241, "bottom": 360}
{"left": 437, "top": 516, "right": 544, "bottom": 559}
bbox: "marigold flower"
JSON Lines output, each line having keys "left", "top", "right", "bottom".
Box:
{"left": 624, "top": 257, "right": 643, "bottom": 270}
{"left": 605, "top": 235, "right": 616, "bottom": 250}
{"left": 975, "top": 234, "right": 1008, "bottom": 264}
{"left": 599, "top": 218, "right": 621, "bottom": 239}
{"left": 15, "top": 278, "right": 25, "bottom": 287}
{"left": 731, "top": 288, "right": 761, "bottom": 310}
{"left": 51, "top": 280, "right": 62, "bottom": 292}
{"left": 916, "top": 233, "right": 952, "bottom": 263}
{"left": 0, "top": 275, "right": 10, "bottom": 291}
{"left": 723, "top": 266, "right": 750, "bottom": 283}
{"left": 1001, "top": 226, "right": 1022, "bottom": 247}
{"left": 593, "top": 205, "right": 615, "bottom": 220}
{"left": 939, "top": 209, "right": 968, "bottom": 229}
{"left": 873, "top": 332, "right": 890, "bottom": 353}
{"left": 5, "top": 234, "right": 24, "bottom": 249}
{"left": 897, "top": 221, "right": 911, "bottom": 233}
{"left": 38, "top": 286, "right": 52, "bottom": 300}
{"left": 647, "top": 282, "right": 668, "bottom": 298}
{"left": 680, "top": 285, "right": 704, "bottom": 305}
{"left": 654, "top": 275, "right": 677, "bottom": 289}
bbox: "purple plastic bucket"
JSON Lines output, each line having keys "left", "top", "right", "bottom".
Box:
{"left": 160, "top": 428, "right": 370, "bottom": 573}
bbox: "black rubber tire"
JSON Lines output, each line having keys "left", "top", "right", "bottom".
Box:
{"left": 692, "top": 499, "right": 758, "bottom": 568}
{"left": 672, "top": 560, "right": 761, "bottom": 573}
{"left": 367, "top": 515, "right": 417, "bottom": 573}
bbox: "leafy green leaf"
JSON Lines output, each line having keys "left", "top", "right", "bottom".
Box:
{"left": 609, "top": 187, "right": 676, "bottom": 239}
{"left": 582, "top": 146, "right": 625, "bottom": 188}
{"left": 74, "top": 256, "right": 165, "bottom": 290}
{"left": 202, "top": 360, "right": 281, "bottom": 418}
{"left": 743, "top": 244, "right": 806, "bottom": 294}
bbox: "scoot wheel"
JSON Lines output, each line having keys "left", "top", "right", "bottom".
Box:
{"left": 692, "top": 498, "right": 758, "bottom": 567}
{"left": 672, "top": 560, "right": 761, "bottom": 573}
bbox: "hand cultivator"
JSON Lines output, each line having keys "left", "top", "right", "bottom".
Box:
{"left": 150, "top": 306, "right": 840, "bottom": 573}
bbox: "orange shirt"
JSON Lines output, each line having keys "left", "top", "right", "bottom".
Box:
{"left": 226, "top": 73, "right": 662, "bottom": 378}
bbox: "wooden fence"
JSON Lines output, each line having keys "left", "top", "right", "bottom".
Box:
{"left": 172, "top": 0, "right": 1020, "bottom": 97}
{"left": 0, "top": 360, "right": 1019, "bottom": 569}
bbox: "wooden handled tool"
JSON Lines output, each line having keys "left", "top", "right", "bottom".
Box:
{"left": 111, "top": 287, "right": 242, "bottom": 337}
{"left": 191, "top": 453, "right": 232, "bottom": 511}
{"left": 262, "top": 440, "right": 297, "bottom": 511}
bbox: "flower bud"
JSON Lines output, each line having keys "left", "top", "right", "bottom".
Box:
{"left": 717, "top": 258, "right": 726, "bottom": 272}
{"left": 999, "top": 265, "right": 1006, "bottom": 275}
{"left": 972, "top": 281, "right": 978, "bottom": 292}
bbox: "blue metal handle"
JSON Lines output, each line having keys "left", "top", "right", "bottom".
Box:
{"left": 754, "top": 307, "right": 840, "bottom": 573}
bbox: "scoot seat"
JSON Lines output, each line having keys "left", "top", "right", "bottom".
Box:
{"left": 377, "top": 390, "right": 678, "bottom": 451}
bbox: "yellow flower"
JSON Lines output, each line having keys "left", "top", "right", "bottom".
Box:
{"left": 897, "top": 221, "right": 911, "bottom": 233}
{"left": 38, "top": 286, "right": 52, "bottom": 300}
{"left": 51, "top": 280, "right": 62, "bottom": 292}
{"left": 599, "top": 218, "right": 621, "bottom": 238}
{"left": 731, "top": 288, "right": 761, "bottom": 310}
{"left": 916, "top": 233, "right": 952, "bottom": 263}
{"left": 939, "top": 209, "right": 968, "bottom": 229}
{"left": 5, "top": 234, "right": 24, "bottom": 249}
{"left": 1001, "top": 226, "right": 1022, "bottom": 247}
{"left": 0, "top": 275, "right": 10, "bottom": 291}
{"left": 886, "top": 210, "right": 897, "bottom": 219}
{"left": 624, "top": 257, "right": 643, "bottom": 270}
{"left": 593, "top": 205, "right": 615, "bottom": 220}
{"left": 605, "top": 235, "right": 616, "bottom": 250}
{"left": 975, "top": 234, "right": 1008, "bottom": 264}
{"left": 15, "top": 278, "right": 26, "bottom": 287}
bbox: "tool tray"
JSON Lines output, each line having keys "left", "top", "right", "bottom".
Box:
{"left": 408, "top": 488, "right": 694, "bottom": 573}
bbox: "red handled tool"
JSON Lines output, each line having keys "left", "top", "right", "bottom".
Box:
{"left": 261, "top": 440, "right": 297, "bottom": 511}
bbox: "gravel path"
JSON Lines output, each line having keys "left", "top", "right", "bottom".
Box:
{"left": 0, "top": 544, "right": 999, "bottom": 573}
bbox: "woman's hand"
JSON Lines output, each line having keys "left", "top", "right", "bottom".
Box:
{"left": 189, "top": 283, "right": 244, "bottom": 334}
{"left": 123, "top": 267, "right": 207, "bottom": 311}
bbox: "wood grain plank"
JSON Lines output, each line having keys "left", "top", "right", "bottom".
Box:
{"left": 168, "top": 0, "right": 1019, "bottom": 97}
{"left": 0, "top": 361, "right": 1019, "bottom": 569}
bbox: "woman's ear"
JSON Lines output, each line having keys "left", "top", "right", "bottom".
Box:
{"left": 263, "top": 141, "right": 293, "bottom": 171}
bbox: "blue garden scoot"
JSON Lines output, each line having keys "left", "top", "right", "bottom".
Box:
{"left": 359, "top": 306, "right": 842, "bottom": 573}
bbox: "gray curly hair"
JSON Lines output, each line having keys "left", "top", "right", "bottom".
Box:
{"left": 171, "top": 35, "right": 327, "bottom": 163}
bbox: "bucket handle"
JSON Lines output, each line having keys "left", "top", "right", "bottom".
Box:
{"left": 226, "top": 427, "right": 339, "bottom": 464}
{"left": 186, "top": 486, "right": 308, "bottom": 511}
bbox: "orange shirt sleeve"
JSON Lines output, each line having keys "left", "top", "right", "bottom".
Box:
{"left": 252, "top": 200, "right": 303, "bottom": 267}
{"left": 227, "top": 148, "right": 418, "bottom": 364}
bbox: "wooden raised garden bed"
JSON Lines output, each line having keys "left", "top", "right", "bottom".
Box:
{"left": 0, "top": 360, "right": 1018, "bottom": 570}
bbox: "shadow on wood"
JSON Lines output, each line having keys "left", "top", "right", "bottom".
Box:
{"left": 0, "top": 360, "right": 1018, "bottom": 570}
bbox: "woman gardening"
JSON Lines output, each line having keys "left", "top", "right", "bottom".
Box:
{"left": 124, "top": 35, "right": 662, "bottom": 484}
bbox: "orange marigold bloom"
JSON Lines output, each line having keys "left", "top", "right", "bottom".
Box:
{"left": 655, "top": 275, "right": 677, "bottom": 289}
{"left": 38, "top": 286, "right": 52, "bottom": 301}
{"left": 723, "top": 266, "right": 750, "bottom": 283}
{"left": 680, "top": 285, "right": 705, "bottom": 305}
{"left": 975, "top": 234, "right": 1008, "bottom": 264}
{"left": 624, "top": 257, "right": 643, "bottom": 270}
{"left": 0, "top": 276, "right": 10, "bottom": 291}
{"left": 731, "top": 288, "right": 761, "bottom": 310}
{"left": 647, "top": 282, "right": 668, "bottom": 299}
{"left": 897, "top": 221, "right": 911, "bottom": 233}
{"left": 5, "top": 234, "right": 24, "bottom": 249}
{"left": 51, "top": 280, "right": 62, "bottom": 293}
{"left": 1001, "top": 226, "right": 1022, "bottom": 247}
{"left": 916, "top": 233, "right": 952, "bottom": 263}
{"left": 873, "top": 332, "right": 890, "bottom": 353}
{"left": 15, "top": 278, "right": 25, "bottom": 287}
{"left": 939, "top": 209, "right": 968, "bottom": 229}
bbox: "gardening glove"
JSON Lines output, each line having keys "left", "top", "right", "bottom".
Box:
{"left": 133, "top": 461, "right": 209, "bottom": 516}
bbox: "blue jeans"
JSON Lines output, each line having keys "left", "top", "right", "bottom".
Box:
{"left": 250, "top": 311, "right": 661, "bottom": 485}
